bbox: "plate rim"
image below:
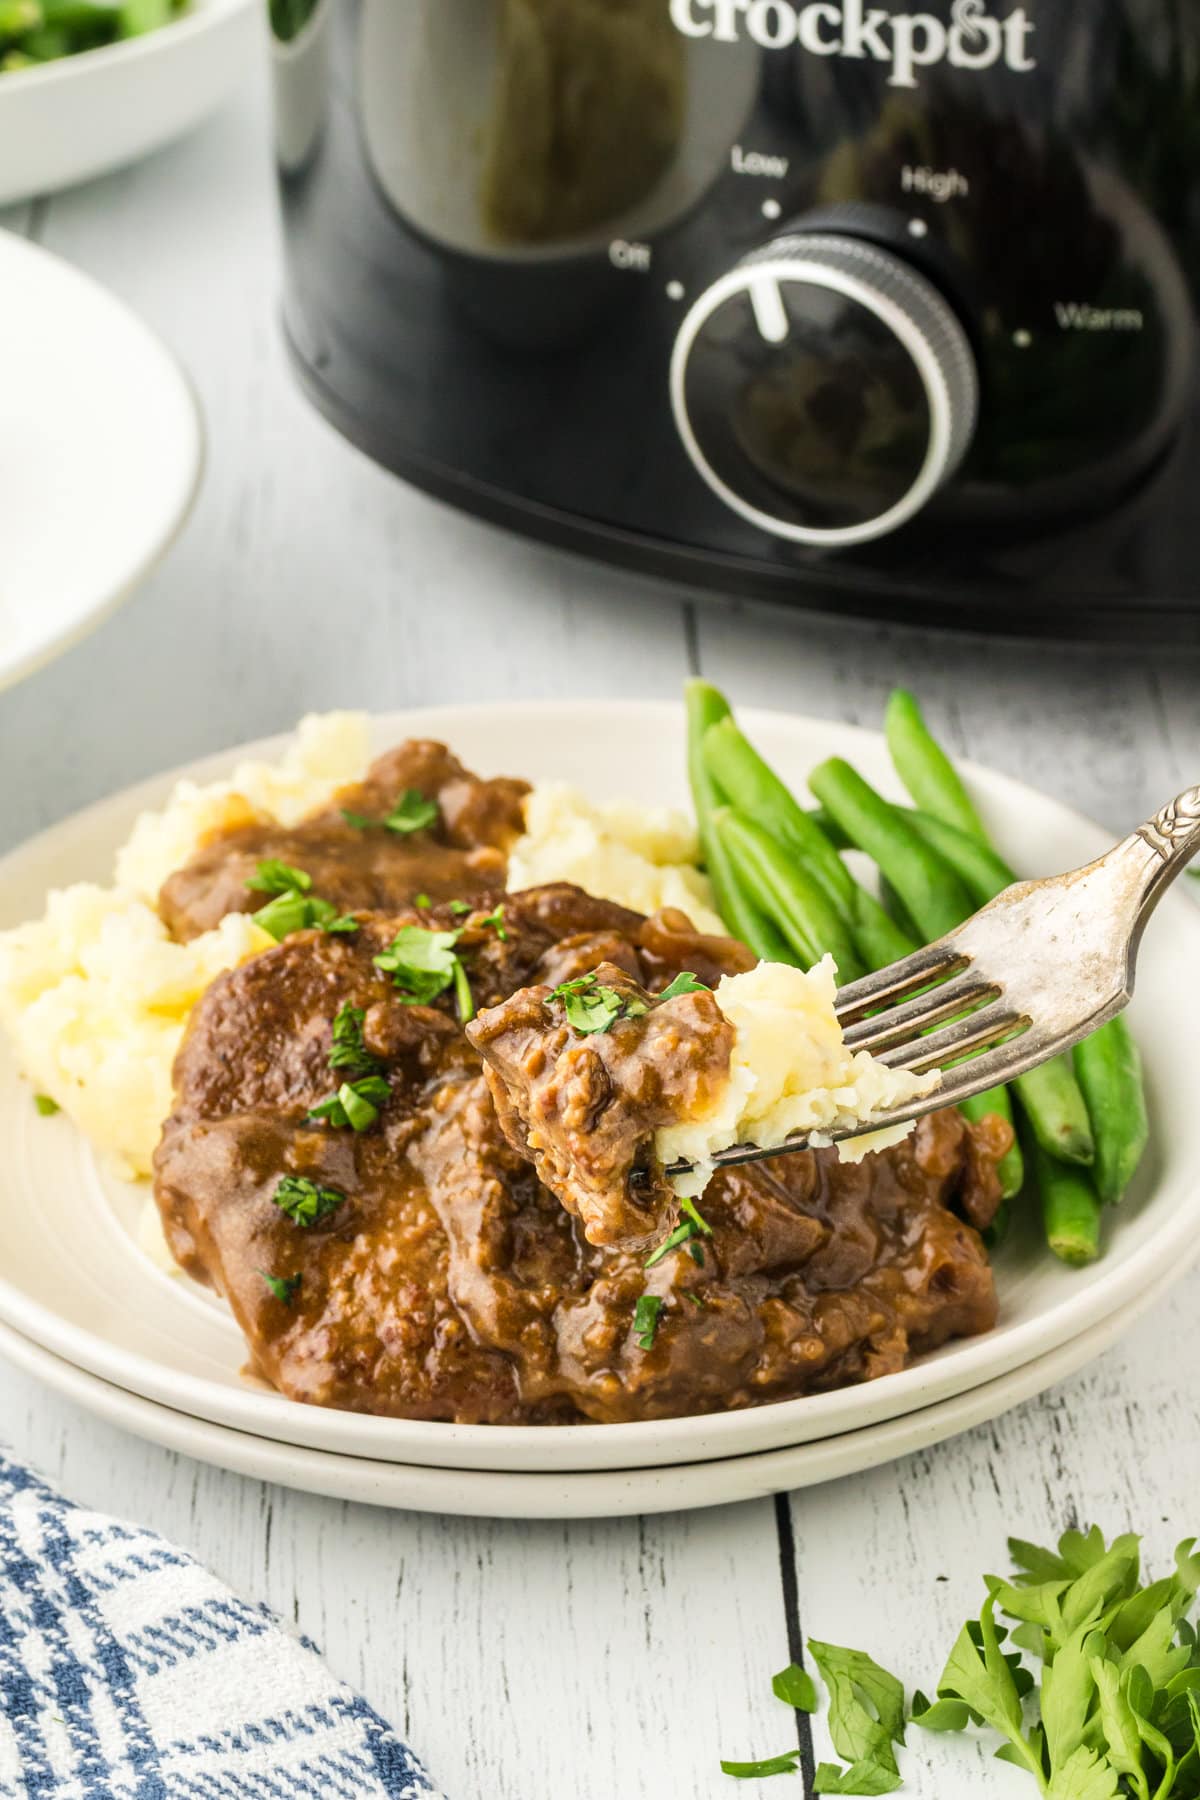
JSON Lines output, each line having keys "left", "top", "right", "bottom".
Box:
{"left": 0, "top": 1267, "right": 1170, "bottom": 1519}
{"left": 0, "top": 230, "right": 205, "bottom": 694}
{"left": 1, "top": 698, "right": 1196, "bottom": 1472}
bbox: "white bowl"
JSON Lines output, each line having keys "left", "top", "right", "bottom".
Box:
{"left": 0, "top": 230, "right": 202, "bottom": 691}
{"left": 1, "top": 702, "right": 1197, "bottom": 1475}
{"left": 0, "top": 0, "right": 259, "bottom": 206}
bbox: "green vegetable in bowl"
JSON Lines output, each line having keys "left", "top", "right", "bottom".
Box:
{"left": 0, "top": 0, "right": 188, "bottom": 73}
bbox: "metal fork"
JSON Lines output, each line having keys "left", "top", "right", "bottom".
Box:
{"left": 680, "top": 784, "right": 1200, "bottom": 1176}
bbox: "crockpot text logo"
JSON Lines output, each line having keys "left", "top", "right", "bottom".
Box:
{"left": 669, "top": 0, "right": 1037, "bottom": 89}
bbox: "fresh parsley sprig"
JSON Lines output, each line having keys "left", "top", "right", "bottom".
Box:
{"left": 341, "top": 788, "right": 439, "bottom": 835}
{"left": 722, "top": 1526, "right": 1200, "bottom": 1796}
{"left": 271, "top": 1174, "right": 346, "bottom": 1228}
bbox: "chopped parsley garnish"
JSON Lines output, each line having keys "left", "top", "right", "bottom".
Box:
{"left": 271, "top": 1174, "right": 346, "bottom": 1227}
{"left": 657, "top": 970, "right": 710, "bottom": 1001}
{"left": 33, "top": 1093, "right": 60, "bottom": 1117}
{"left": 633, "top": 1293, "right": 663, "bottom": 1351}
{"left": 341, "top": 789, "right": 438, "bottom": 835}
{"left": 680, "top": 1196, "right": 713, "bottom": 1237}
{"left": 328, "top": 1002, "right": 382, "bottom": 1076}
{"left": 644, "top": 1218, "right": 706, "bottom": 1269}
{"left": 308, "top": 1075, "right": 390, "bottom": 1132}
{"left": 448, "top": 898, "right": 507, "bottom": 939}
{"left": 258, "top": 1269, "right": 301, "bottom": 1305}
{"left": 253, "top": 888, "right": 359, "bottom": 942}
{"left": 478, "top": 903, "right": 508, "bottom": 941}
{"left": 373, "top": 925, "right": 474, "bottom": 1022}
{"left": 245, "top": 859, "right": 312, "bottom": 896}
{"left": 545, "top": 972, "right": 647, "bottom": 1036}
{"left": 719, "top": 1753, "right": 802, "bottom": 1780}
{"left": 545, "top": 966, "right": 702, "bottom": 1037}
{"left": 684, "top": 1289, "right": 708, "bottom": 1309}
{"left": 414, "top": 893, "right": 431, "bottom": 909}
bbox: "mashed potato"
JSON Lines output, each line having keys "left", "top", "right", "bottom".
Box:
{"left": 0, "top": 712, "right": 371, "bottom": 1178}
{"left": 507, "top": 783, "right": 726, "bottom": 934}
{"left": 657, "top": 958, "right": 939, "bottom": 1197}
{"left": 115, "top": 711, "right": 371, "bottom": 903}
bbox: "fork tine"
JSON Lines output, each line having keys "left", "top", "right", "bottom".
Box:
{"left": 877, "top": 1005, "right": 1030, "bottom": 1074}
{"left": 833, "top": 943, "right": 968, "bottom": 1023}
{"left": 842, "top": 973, "right": 1002, "bottom": 1055}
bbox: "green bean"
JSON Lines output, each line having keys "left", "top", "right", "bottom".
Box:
{"left": 685, "top": 682, "right": 791, "bottom": 963}
{"left": 811, "top": 756, "right": 1094, "bottom": 1166}
{"left": 1031, "top": 1138, "right": 1103, "bottom": 1266}
{"left": 808, "top": 757, "right": 976, "bottom": 941}
{"left": 702, "top": 716, "right": 855, "bottom": 913}
{"left": 1073, "top": 1017, "right": 1149, "bottom": 1204}
{"left": 905, "top": 810, "right": 1016, "bottom": 907}
{"left": 809, "top": 806, "right": 852, "bottom": 851}
{"left": 715, "top": 810, "right": 867, "bottom": 981}
{"left": 885, "top": 687, "right": 987, "bottom": 842}
{"left": 878, "top": 874, "right": 922, "bottom": 944}
{"left": 703, "top": 715, "right": 923, "bottom": 978}
{"left": 904, "top": 808, "right": 1131, "bottom": 1172}
{"left": 845, "top": 888, "right": 917, "bottom": 975}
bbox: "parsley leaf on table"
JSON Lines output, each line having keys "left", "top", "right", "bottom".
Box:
{"left": 719, "top": 1752, "right": 802, "bottom": 1780}
{"left": 808, "top": 1640, "right": 906, "bottom": 1797}
{"left": 772, "top": 1663, "right": 818, "bottom": 1713}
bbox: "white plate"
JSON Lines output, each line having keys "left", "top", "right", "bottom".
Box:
{"left": 0, "top": 230, "right": 202, "bottom": 692}
{"left": 0, "top": 0, "right": 258, "bottom": 206}
{"left": 1, "top": 702, "right": 1197, "bottom": 1474}
{"left": 0, "top": 1272, "right": 1169, "bottom": 1519}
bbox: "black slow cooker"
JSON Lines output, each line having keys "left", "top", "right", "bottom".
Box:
{"left": 269, "top": 0, "right": 1200, "bottom": 639}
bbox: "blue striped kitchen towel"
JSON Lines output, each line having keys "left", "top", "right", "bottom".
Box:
{"left": 0, "top": 1454, "right": 447, "bottom": 1799}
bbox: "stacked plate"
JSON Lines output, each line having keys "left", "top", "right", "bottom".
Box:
{"left": 2, "top": 703, "right": 1197, "bottom": 1519}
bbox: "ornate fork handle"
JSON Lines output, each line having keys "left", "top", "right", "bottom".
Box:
{"left": 1127, "top": 784, "right": 1200, "bottom": 931}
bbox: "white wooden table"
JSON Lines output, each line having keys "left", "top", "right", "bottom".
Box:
{"left": 2, "top": 64, "right": 1199, "bottom": 1800}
